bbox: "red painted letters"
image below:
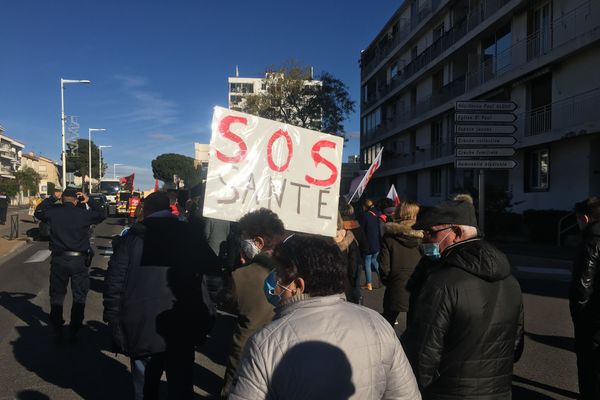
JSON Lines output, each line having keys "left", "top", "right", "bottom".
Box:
{"left": 305, "top": 140, "right": 338, "bottom": 187}
{"left": 216, "top": 116, "right": 248, "bottom": 163}
{"left": 267, "top": 129, "right": 293, "bottom": 172}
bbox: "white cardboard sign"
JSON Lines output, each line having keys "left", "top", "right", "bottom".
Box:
{"left": 203, "top": 106, "right": 344, "bottom": 237}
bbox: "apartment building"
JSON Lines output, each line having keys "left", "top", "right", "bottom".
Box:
{"left": 21, "top": 152, "right": 60, "bottom": 194}
{"left": 360, "top": 0, "right": 600, "bottom": 212}
{"left": 0, "top": 126, "right": 24, "bottom": 180}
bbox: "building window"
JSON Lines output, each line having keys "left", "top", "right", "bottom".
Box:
{"left": 528, "top": 1, "right": 552, "bottom": 59}
{"left": 528, "top": 73, "right": 552, "bottom": 135}
{"left": 431, "top": 119, "right": 443, "bottom": 159}
{"left": 431, "top": 167, "right": 442, "bottom": 197}
{"left": 525, "top": 148, "right": 550, "bottom": 191}
{"left": 482, "top": 24, "right": 512, "bottom": 80}
{"left": 229, "top": 82, "right": 254, "bottom": 93}
{"left": 365, "top": 108, "right": 382, "bottom": 134}
{"left": 411, "top": 46, "right": 418, "bottom": 61}
{"left": 433, "top": 23, "right": 445, "bottom": 42}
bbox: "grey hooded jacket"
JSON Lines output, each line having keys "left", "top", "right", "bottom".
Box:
{"left": 229, "top": 294, "right": 421, "bottom": 400}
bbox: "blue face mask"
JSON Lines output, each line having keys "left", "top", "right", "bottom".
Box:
{"left": 421, "top": 243, "right": 441, "bottom": 260}
{"left": 263, "top": 270, "right": 294, "bottom": 307}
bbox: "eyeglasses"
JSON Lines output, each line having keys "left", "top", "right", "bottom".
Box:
{"left": 423, "top": 226, "right": 453, "bottom": 237}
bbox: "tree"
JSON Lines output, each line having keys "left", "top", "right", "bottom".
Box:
{"left": 65, "top": 139, "right": 107, "bottom": 179}
{"left": 151, "top": 153, "right": 202, "bottom": 188}
{"left": 242, "top": 61, "right": 355, "bottom": 137}
{"left": 15, "top": 167, "right": 41, "bottom": 195}
{"left": 0, "top": 179, "right": 19, "bottom": 197}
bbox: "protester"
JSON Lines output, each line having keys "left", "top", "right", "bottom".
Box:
{"left": 334, "top": 213, "right": 361, "bottom": 304}
{"left": 401, "top": 200, "right": 524, "bottom": 399}
{"left": 203, "top": 216, "right": 231, "bottom": 313}
{"left": 379, "top": 201, "right": 423, "bottom": 327}
{"left": 103, "top": 191, "right": 218, "bottom": 400}
{"left": 229, "top": 234, "right": 421, "bottom": 399}
{"left": 340, "top": 202, "right": 368, "bottom": 303}
{"left": 571, "top": 196, "right": 600, "bottom": 399}
{"left": 35, "top": 189, "right": 105, "bottom": 342}
{"left": 0, "top": 191, "right": 8, "bottom": 225}
{"left": 220, "top": 208, "right": 285, "bottom": 398}
{"left": 361, "top": 198, "right": 383, "bottom": 290}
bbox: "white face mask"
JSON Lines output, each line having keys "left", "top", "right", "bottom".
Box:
{"left": 241, "top": 239, "right": 261, "bottom": 260}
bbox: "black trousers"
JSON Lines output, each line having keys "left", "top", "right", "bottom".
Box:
{"left": 574, "top": 322, "right": 600, "bottom": 399}
{"left": 49, "top": 254, "right": 89, "bottom": 328}
{"left": 0, "top": 205, "right": 7, "bottom": 224}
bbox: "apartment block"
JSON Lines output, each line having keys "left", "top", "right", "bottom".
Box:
{"left": 360, "top": 0, "right": 600, "bottom": 212}
{"left": 0, "top": 126, "right": 24, "bottom": 180}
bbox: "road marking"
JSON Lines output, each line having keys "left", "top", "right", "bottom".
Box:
{"left": 24, "top": 250, "right": 52, "bottom": 263}
{"left": 515, "top": 266, "right": 571, "bottom": 276}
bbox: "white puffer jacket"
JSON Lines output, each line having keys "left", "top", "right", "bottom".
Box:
{"left": 229, "top": 294, "right": 421, "bottom": 400}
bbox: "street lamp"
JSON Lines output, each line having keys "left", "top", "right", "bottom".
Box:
{"left": 88, "top": 128, "right": 106, "bottom": 192}
{"left": 113, "top": 163, "right": 124, "bottom": 179}
{"left": 60, "top": 78, "right": 91, "bottom": 188}
{"left": 98, "top": 145, "right": 112, "bottom": 182}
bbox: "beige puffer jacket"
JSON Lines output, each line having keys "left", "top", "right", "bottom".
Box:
{"left": 229, "top": 294, "right": 421, "bottom": 400}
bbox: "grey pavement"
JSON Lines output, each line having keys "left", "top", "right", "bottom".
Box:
{"left": 0, "top": 219, "right": 582, "bottom": 399}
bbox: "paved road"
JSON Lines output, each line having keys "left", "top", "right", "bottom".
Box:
{"left": 0, "top": 217, "right": 581, "bottom": 399}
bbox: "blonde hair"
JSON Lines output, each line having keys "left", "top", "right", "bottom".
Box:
{"left": 393, "top": 201, "right": 420, "bottom": 224}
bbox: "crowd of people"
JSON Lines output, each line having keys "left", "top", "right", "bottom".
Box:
{"left": 34, "top": 186, "right": 600, "bottom": 399}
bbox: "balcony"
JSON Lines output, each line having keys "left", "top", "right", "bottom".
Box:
{"left": 523, "top": 88, "right": 600, "bottom": 137}
{"left": 361, "top": 0, "right": 510, "bottom": 83}
{"left": 362, "top": 0, "right": 599, "bottom": 147}
{"left": 361, "top": 0, "right": 444, "bottom": 79}
{"left": 380, "top": 142, "right": 454, "bottom": 171}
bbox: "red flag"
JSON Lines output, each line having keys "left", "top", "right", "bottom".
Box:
{"left": 154, "top": 180, "right": 159, "bottom": 192}
{"left": 348, "top": 147, "right": 383, "bottom": 203}
{"left": 119, "top": 173, "right": 135, "bottom": 191}
{"left": 387, "top": 184, "right": 401, "bottom": 206}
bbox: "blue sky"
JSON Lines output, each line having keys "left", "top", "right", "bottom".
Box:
{"left": 0, "top": 0, "right": 400, "bottom": 189}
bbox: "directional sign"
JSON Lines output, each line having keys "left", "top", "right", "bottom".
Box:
{"left": 455, "top": 124, "right": 517, "bottom": 134}
{"left": 456, "top": 136, "right": 517, "bottom": 146}
{"left": 455, "top": 113, "right": 517, "bottom": 123}
{"left": 455, "top": 148, "right": 516, "bottom": 157}
{"left": 455, "top": 159, "right": 517, "bottom": 169}
{"left": 455, "top": 101, "right": 518, "bottom": 112}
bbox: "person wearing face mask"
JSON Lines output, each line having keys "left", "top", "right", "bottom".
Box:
{"left": 401, "top": 200, "right": 524, "bottom": 400}
{"left": 229, "top": 234, "right": 421, "bottom": 400}
{"left": 219, "top": 208, "right": 286, "bottom": 398}
{"left": 570, "top": 197, "right": 600, "bottom": 399}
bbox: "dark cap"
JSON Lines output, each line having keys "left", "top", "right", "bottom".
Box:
{"left": 62, "top": 188, "right": 79, "bottom": 198}
{"left": 413, "top": 200, "right": 478, "bottom": 230}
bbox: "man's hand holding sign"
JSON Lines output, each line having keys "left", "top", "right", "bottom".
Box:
{"left": 203, "top": 107, "right": 344, "bottom": 237}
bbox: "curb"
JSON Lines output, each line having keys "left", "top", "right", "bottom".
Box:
{"left": 0, "top": 239, "right": 31, "bottom": 266}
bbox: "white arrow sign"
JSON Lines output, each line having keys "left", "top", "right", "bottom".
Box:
{"left": 456, "top": 136, "right": 517, "bottom": 146}
{"left": 455, "top": 124, "right": 517, "bottom": 134}
{"left": 455, "top": 159, "right": 517, "bottom": 169}
{"left": 455, "top": 101, "right": 518, "bottom": 112}
{"left": 455, "top": 113, "right": 517, "bottom": 123}
{"left": 455, "top": 148, "right": 516, "bottom": 157}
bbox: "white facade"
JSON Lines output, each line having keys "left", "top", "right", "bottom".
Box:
{"left": 360, "top": 0, "right": 600, "bottom": 213}
{"left": 228, "top": 77, "right": 267, "bottom": 111}
{"left": 0, "top": 127, "right": 24, "bottom": 180}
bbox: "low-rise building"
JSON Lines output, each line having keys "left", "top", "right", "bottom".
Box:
{"left": 0, "top": 127, "right": 24, "bottom": 180}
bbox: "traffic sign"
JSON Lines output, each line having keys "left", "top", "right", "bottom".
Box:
{"left": 455, "top": 101, "right": 518, "bottom": 112}
{"left": 455, "top": 160, "right": 517, "bottom": 169}
{"left": 456, "top": 136, "right": 517, "bottom": 146}
{"left": 455, "top": 148, "right": 516, "bottom": 157}
{"left": 455, "top": 113, "right": 517, "bottom": 123}
{"left": 455, "top": 124, "right": 517, "bottom": 134}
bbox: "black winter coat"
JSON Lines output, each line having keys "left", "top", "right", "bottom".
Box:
{"left": 362, "top": 208, "right": 382, "bottom": 254}
{"left": 570, "top": 220, "right": 600, "bottom": 339}
{"left": 402, "top": 238, "right": 524, "bottom": 400}
{"left": 103, "top": 216, "right": 219, "bottom": 357}
{"left": 379, "top": 222, "right": 423, "bottom": 312}
{"left": 335, "top": 229, "right": 361, "bottom": 303}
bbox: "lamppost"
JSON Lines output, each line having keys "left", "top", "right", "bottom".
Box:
{"left": 113, "top": 163, "right": 124, "bottom": 179}
{"left": 88, "top": 128, "right": 106, "bottom": 192}
{"left": 98, "top": 145, "right": 112, "bottom": 182}
{"left": 60, "top": 78, "right": 90, "bottom": 188}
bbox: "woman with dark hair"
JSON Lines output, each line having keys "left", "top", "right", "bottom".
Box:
{"left": 229, "top": 235, "right": 421, "bottom": 400}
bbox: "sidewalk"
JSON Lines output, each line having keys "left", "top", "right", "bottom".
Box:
{"left": 0, "top": 207, "right": 34, "bottom": 259}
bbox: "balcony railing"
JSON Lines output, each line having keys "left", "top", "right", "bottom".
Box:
{"left": 362, "top": 0, "right": 599, "bottom": 145}
{"left": 381, "top": 142, "right": 454, "bottom": 171}
{"left": 361, "top": 0, "right": 443, "bottom": 78}
{"left": 523, "top": 87, "right": 600, "bottom": 137}
{"left": 362, "top": 0, "right": 510, "bottom": 81}
{"left": 466, "top": 0, "right": 597, "bottom": 91}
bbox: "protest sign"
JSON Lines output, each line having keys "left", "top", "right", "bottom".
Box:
{"left": 203, "top": 107, "right": 344, "bottom": 237}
